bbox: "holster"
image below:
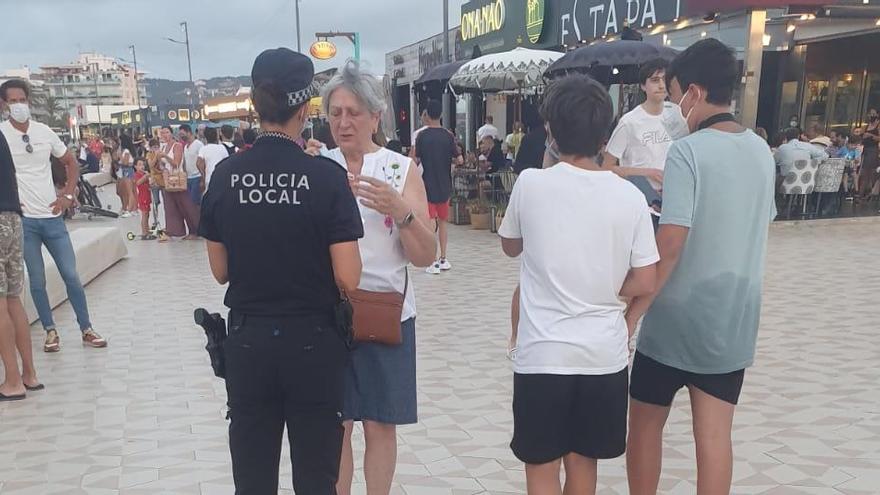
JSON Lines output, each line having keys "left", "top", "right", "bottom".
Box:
{"left": 194, "top": 308, "right": 228, "bottom": 379}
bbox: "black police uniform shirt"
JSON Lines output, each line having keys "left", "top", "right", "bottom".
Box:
{"left": 199, "top": 135, "right": 363, "bottom": 316}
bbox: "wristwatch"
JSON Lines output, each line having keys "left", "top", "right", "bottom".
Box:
{"left": 395, "top": 210, "right": 415, "bottom": 228}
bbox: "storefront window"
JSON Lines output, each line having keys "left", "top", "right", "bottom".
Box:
{"left": 830, "top": 74, "right": 860, "bottom": 133}
{"left": 803, "top": 79, "right": 830, "bottom": 133}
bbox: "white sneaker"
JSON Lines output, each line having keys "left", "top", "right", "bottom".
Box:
{"left": 120, "top": 211, "right": 132, "bottom": 218}
{"left": 426, "top": 262, "right": 441, "bottom": 275}
{"left": 438, "top": 258, "right": 452, "bottom": 271}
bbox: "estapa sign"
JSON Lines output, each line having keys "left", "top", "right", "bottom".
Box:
{"left": 460, "top": 0, "right": 828, "bottom": 56}
{"left": 559, "top": 0, "right": 681, "bottom": 45}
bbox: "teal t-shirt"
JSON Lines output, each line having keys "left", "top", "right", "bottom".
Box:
{"left": 637, "top": 128, "right": 777, "bottom": 374}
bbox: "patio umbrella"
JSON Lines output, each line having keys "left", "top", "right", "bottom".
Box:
{"left": 415, "top": 60, "right": 468, "bottom": 86}
{"left": 546, "top": 40, "right": 678, "bottom": 80}
{"left": 450, "top": 47, "right": 563, "bottom": 93}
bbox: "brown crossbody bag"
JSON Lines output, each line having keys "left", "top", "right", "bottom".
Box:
{"left": 344, "top": 271, "right": 408, "bottom": 346}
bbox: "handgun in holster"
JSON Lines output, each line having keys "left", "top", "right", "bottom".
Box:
{"left": 194, "top": 308, "right": 227, "bottom": 379}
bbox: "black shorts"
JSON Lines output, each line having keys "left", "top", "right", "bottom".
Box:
{"left": 511, "top": 369, "right": 628, "bottom": 465}
{"left": 629, "top": 351, "right": 745, "bottom": 407}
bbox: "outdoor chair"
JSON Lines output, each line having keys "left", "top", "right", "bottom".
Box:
{"left": 814, "top": 158, "right": 846, "bottom": 217}
{"left": 780, "top": 159, "right": 819, "bottom": 218}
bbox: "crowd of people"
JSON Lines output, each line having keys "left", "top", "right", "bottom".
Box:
{"left": 0, "top": 36, "right": 821, "bottom": 495}
{"left": 767, "top": 112, "right": 880, "bottom": 206}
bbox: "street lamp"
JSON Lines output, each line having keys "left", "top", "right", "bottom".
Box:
{"left": 128, "top": 45, "right": 142, "bottom": 110}
{"left": 165, "top": 21, "right": 195, "bottom": 122}
{"left": 295, "top": 0, "right": 302, "bottom": 52}
{"left": 315, "top": 31, "right": 361, "bottom": 61}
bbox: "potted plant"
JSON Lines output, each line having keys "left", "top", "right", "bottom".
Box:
{"left": 468, "top": 199, "right": 491, "bottom": 230}
{"left": 493, "top": 203, "right": 506, "bottom": 232}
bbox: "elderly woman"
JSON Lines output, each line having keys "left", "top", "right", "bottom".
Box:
{"left": 317, "top": 61, "right": 435, "bottom": 495}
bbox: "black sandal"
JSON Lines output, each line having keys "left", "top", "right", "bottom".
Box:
{"left": 0, "top": 391, "right": 26, "bottom": 402}
{"left": 25, "top": 383, "right": 45, "bottom": 392}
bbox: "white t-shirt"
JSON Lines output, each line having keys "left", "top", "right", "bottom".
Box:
{"left": 198, "top": 143, "right": 229, "bottom": 188}
{"left": 183, "top": 139, "right": 204, "bottom": 178}
{"left": 0, "top": 120, "right": 68, "bottom": 219}
{"left": 498, "top": 163, "right": 660, "bottom": 375}
{"left": 477, "top": 123, "right": 500, "bottom": 143}
{"left": 605, "top": 103, "right": 688, "bottom": 190}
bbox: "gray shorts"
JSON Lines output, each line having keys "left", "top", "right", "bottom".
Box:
{"left": 0, "top": 212, "right": 24, "bottom": 297}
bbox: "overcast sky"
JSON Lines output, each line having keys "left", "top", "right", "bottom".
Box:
{"left": 2, "top": 0, "right": 465, "bottom": 80}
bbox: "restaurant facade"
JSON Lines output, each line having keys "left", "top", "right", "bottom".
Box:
{"left": 401, "top": 0, "right": 880, "bottom": 142}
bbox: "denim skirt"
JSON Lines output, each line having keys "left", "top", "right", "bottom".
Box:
{"left": 342, "top": 318, "right": 417, "bottom": 425}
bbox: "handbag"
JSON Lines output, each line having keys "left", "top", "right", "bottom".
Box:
{"left": 346, "top": 271, "right": 408, "bottom": 346}
{"left": 164, "top": 167, "right": 188, "bottom": 192}
{"left": 161, "top": 143, "right": 188, "bottom": 192}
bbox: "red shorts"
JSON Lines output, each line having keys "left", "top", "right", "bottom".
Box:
{"left": 138, "top": 195, "right": 151, "bottom": 213}
{"left": 428, "top": 201, "right": 450, "bottom": 221}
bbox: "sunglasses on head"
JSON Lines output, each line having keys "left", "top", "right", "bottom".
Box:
{"left": 21, "top": 134, "right": 33, "bottom": 153}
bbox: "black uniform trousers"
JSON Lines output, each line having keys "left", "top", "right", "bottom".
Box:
{"left": 225, "top": 311, "right": 348, "bottom": 494}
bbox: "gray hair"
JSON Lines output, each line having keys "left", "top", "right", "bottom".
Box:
{"left": 321, "top": 60, "right": 387, "bottom": 116}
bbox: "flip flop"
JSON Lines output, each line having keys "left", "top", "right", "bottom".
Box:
{"left": 25, "top": 383, "right": 45, "bottom": 392}
{"left": 0, "top": 391, "right": 26, "bottom": 402}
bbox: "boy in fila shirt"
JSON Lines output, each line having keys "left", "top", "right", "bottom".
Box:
{"left": 604, "top": 58, "right": 689, "bottom": 193}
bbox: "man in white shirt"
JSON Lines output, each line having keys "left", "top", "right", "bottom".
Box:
{"left": 498, "top": 74, "right": 658, "bottom": 494}
{"left": 197, "top": 127, "right": 230, "bottom": 192}
{"left": 775, "top": 127, "right": 828, "bottom": 177}
{"left": 179, "top": 124, "right": 204, "bottom": 206}
{"left": 604, "top": 59, "right": 689, "bottom": 191}
{"left": 476, "top": 115, "right": 500, "bottom": 143}
{"left": 0, "top": 79, "right": 107, "bottom": 352}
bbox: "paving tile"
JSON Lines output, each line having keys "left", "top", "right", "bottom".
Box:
{"left": 1, "top": 214, "right": 879, "bottom": 493}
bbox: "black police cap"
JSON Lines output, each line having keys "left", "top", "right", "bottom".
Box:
{"left": 251, "top": 48, "right": 318, "bottom": 107}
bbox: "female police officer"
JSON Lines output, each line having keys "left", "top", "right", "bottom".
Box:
{"left": 199, "top": 48, "right": 364, "bottom": 494}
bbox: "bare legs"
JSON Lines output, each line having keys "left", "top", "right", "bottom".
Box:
{"left": 337, "top": 420, "right": 398, "bottom": 495}
{"left": 437, "top": 219, "right": 448, "bottom": 260}
{"left": 0, "top": 296, "right": 38, "bottom": 396}
{"left": 525, "top": 454, "right": 598, "bottom": 495}
{"left": 627, "top": 388, "right": 736, "bottom": 495}
{"left": 627, "top": 399, "right": 671, "bottom": 495}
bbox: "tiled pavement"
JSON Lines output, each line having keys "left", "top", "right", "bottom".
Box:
{"left": 0, "top": 214, "right": 878, "bottom": 494}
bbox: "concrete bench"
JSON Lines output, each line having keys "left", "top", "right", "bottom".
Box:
{"left": 21, "top": 226, "right": 128, "bottom": 325}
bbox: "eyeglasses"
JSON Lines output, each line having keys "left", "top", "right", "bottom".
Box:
{"left": 21, "top": 134, "right": 33, "bottom": 153}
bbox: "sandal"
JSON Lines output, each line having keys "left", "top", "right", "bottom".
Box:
{"left": 0, "top": 391, "right": 26, "bottom": 402}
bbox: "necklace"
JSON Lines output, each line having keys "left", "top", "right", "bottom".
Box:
{"left": 256, "top": 130, "right": 300, "bottom": 145}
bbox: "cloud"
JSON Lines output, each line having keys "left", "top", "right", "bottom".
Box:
{"left": 1, "top": 0, "right": 465, "bottom": 80}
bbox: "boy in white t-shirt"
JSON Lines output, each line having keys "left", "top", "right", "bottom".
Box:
{"left": 604, "top": 58, "right": 689, "bottom": 192}
{"left": 498, "top": 75, "right": 659, "bottom": 494}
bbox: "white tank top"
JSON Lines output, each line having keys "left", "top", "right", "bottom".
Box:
{"left": 325, "top": 147, "right": 417, "bottom": 321}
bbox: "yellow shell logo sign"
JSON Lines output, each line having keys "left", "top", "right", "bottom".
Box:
{"left": 526, "top": 0, "right": 545, "bottom": 44}
{"left": 310, "top": 40, "right": 337, "bottom": 60}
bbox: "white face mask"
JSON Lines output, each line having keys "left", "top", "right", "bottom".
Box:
{"left": 664, "top": 102, "right": 691, "bottom": 140}
{"left": 678, "top": 87, "right": 702, "bottom": 132}
{"left": 8, "top": 103, "right": 30, "bottom": 124}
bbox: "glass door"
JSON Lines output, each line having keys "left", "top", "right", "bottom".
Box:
{"left": 862, "top": 73, "right": 880, "bottom": 127}
{"left": 829, "top": 74, "right": 862, "bottom": 133}
{"left": 802, "top": 78, "right": 830, "bottom": 132}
